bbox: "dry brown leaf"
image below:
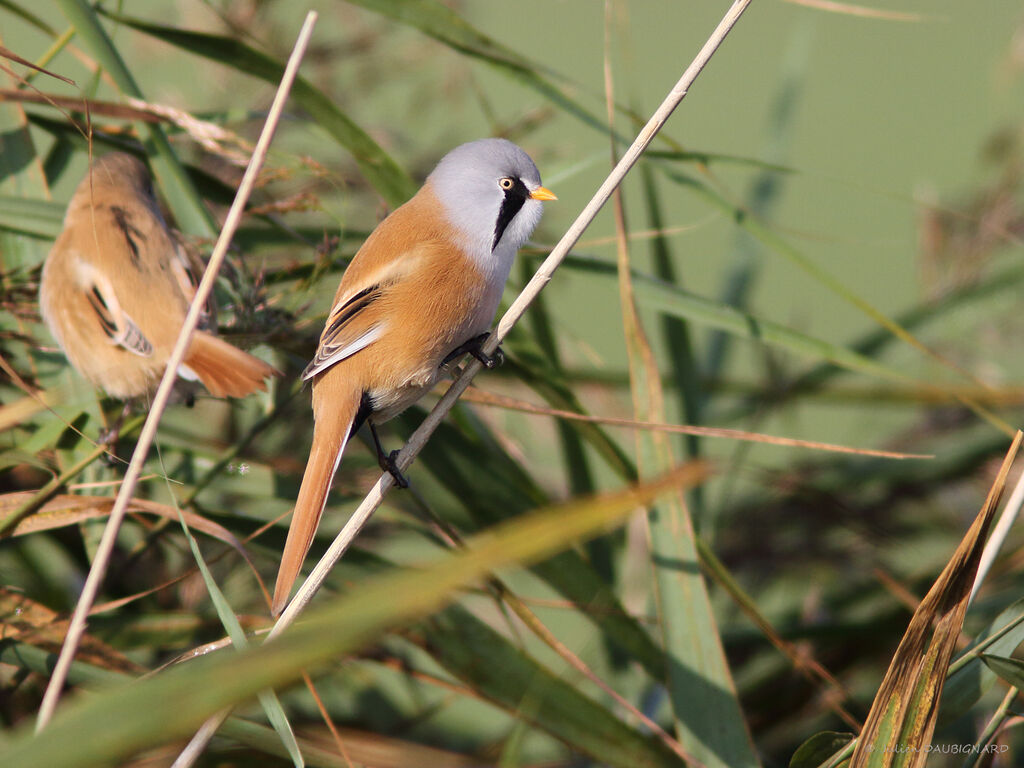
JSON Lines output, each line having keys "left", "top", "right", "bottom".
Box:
{"left": 0, "top": 492, "right": 260, "bottom": 578}
{"left": 0, "top": 587, "right": 144, "bottom": 676}
{"left": 851, "top": 430, "right": 1023, "bottom": 766}
{"left": 0, "top": 88, "right": 161, "bottom": 121}
{"left": 0, "top": 45, "right": 74, "bottom": 84}
{"left": 297, "top": 726, "right": 490, "bottom": 768}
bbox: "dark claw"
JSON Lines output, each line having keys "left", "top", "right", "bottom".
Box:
{"left": 382, "top": 450, "right": 410, "bottom": 489}
{"left": 470, "top": 344, "right": 504, "bottom": 369}
{"left": 369, "top": 420, "right": 410, "bottom": 488}
{"left": 443, "top": 332, "right": 504, "bottom": 370}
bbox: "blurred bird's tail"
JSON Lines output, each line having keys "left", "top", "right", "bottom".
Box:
{"left": 272, "top": 386, "right": 361, "bottom": 616}
{"left": 182, "top": 330, "right": 278, "bottom": 398}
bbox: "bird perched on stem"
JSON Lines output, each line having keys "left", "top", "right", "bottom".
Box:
{"left": 272, "top": 138, "right": 556, "bottom": 615}
{"left": 39, "top": 152, "right": 279, "bottom": 407}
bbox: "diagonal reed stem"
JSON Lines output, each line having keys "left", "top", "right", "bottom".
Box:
{"left": 278, "top": 0, "right": 753, "bottom": 634}
{"left": 34, "top": 10, "right": 319, "bottom": 732}
{"left": 172, "top": 1, "right": 755, "bottom": 764}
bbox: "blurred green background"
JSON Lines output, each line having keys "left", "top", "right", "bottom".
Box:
{"left": 2, "top": 1, "right": 1024, "bottom": 767}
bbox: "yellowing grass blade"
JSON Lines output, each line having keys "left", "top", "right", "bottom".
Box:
{"left": 1, "top": 462, "right": 708, "bottom": 768}
{"left": 851, "top": 431, "right": 1023, "bottom": 767}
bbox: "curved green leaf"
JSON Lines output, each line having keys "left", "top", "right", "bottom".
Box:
{"left": 790, "top": 732, "right": 855, "bottom": 768}
{"left": 940, "top": 598, "right": 1024, "bottom": 725}
{"left": 0, "top": 194, "right": 64, "bottom": 239}
{"left": 176, "top": 511, "right": 302, "bottom": 766}
{"left": 55, "top": 0, "right": 215, "bottom": 236}
{"left": 979, "top": 654, "right": 1024, "bottom": 690}
{"left": 346, "top": 0, "right": 606, "bottom": 133}
{"left": 98, "top": 9, "right": 417, "bottom": 208}
{"left": 421, "top": 604, "right": 686, "bottom": 768}
{"left": 1, "top": 464, "right": 703, "bottom": 768}
{"left": 658, "top": 163, "right": 1009, "bottom": 433}
{"left": 409, "top": 408, "right": 668, "bottom": 680}
{"left": 562, "top": 253, "right": 916, "bottom": 386}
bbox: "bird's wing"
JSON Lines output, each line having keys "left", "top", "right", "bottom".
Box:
{"left": 300, "top": 231, "right": 437, "bottom": 380}
{"left": 301, "top": 284, "right": 385, "bottom": 380}
{"left": 82, "top": 265, "right": 154, "bottom": 357}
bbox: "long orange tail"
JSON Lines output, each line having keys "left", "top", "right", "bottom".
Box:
{"left": 183, "top": 330, "right": 279, "bottom": 398}
{"left": 272, "top": 385, "right": 362, "bottom": 615}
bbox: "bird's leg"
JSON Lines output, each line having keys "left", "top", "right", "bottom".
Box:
{"left": 99, "top": 399, "right": 133, "bottom": 462}
{"left": 368, "top": 421, "right": 409, "bottom": 488}
{"left": 443, "top": 332, "right": 504, "bottom": 370}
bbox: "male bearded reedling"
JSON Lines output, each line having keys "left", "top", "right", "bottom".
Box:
{"left": 272, "top": 138, "right": 556, "bottom": 615}
{"left": 39, "top": 152, "right": 279, "bottom": 401}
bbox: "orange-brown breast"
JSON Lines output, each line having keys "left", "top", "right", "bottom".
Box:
{"left": 310, "top": 182, "right": 491, "bottom": 423}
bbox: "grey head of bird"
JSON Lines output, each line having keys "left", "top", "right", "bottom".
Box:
{"left": 428, "top": 138, "right": 551, "bottom": 268}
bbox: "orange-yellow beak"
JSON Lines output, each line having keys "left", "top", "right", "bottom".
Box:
{"left": 529, "top": 186, "right": 558, "bottom": 201}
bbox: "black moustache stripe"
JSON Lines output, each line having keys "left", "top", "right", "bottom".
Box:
{"left": 492, "top": 178, "right": 530, "bottom": 251}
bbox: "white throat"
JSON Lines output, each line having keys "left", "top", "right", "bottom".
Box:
{"left": 431, "top": 181, "right": 542, "bottom": 281}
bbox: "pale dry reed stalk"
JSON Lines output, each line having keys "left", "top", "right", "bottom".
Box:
{"left": 34, "top": 10, "right": 319, "bottom": 732}
{"left": 173, "top": 0, "right": 755, "bottom": 764}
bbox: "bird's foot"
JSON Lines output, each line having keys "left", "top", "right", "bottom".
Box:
{"left": 470, "top": 342, "right": 504, "bottom": 370}
{"left": 380, "top": 449, "right": 410, "bottom": 489}
{"left": 369, "top": 421, "right": 410, "bottom": 488}
{"left": 443, "top": 332, "right": 504, "bottom": 370}
{"left": 98, "top": 400, "right": 132, "bottom": 462}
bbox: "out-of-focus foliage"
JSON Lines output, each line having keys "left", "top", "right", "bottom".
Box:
{"left": 2, "top": 2, "right": 1024, "bottom": 767}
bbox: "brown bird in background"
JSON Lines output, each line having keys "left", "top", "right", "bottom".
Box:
{"left": 39, "top": 152, "right": 278, "bottom": 402}
{"left": 272, "top": 139, "right": 555, "bottom": 615}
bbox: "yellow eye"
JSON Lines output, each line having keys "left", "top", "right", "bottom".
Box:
{"left": 499, "top": 177, "right": 514, "bottom": 190}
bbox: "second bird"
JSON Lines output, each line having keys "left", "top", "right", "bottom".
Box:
{"left": 39, "top": 151, "right": 278, "bottom": 403}
{"left": 40, "top": 152, "right": 278, "bottom": 401}
{"left": 273, "top": 138, "right": 555, "bottom": 615}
